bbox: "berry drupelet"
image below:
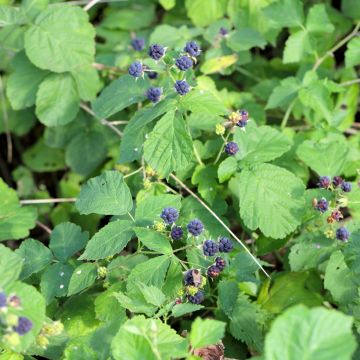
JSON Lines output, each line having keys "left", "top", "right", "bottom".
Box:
{"left": 175, "top": 56, "right": 193, "bottom": 71}
{"left": 148, "top": 44, "right": 165, "bottom": 60}
{"left": 131, "top": 37, "right": 145, "bottom": 51}
{"left": 171, "top": 226, "right": 183, "bottom": 240}
{"left": 13, "top": 317, "right": 33, "bottom": 335}
{"left": 218, "top": 237, "right": 233, "bottom": 253}
{"left": 146, "top": 87, "right": 162, "bottom": 103}
{"left": 336, "top": 226, "right": 350, "bottom": 241}
{"left": 147, "top": 71, "right": 158, "bottom": 79}
{"left": 128, "top": 62, "right": 143, "bottom": 78}
{"left": 333, "top": 176, "right": 343, "bottom": 187}
{"left": 203, "top": 240, "right": 219, "bottom": 257}
{"left": 184, "top": 41, "right": 201, "bottom": 57}
{"left": 207, "top": 265, "right": 221, "bottom": 278}
{"left": 236, "top": 109, "right": 249, "bottom": 128}
{"left": 318, "top": 176, "right": 331, "bottom": 189}
{"left": 187, "top": 219, "right": 204, "bottom": 236}
{"left": 188, "top": 290, "right": 204, "bottom": 304}
{"left": 224, "top": 142, "right": 239, "bottom": 156}
{"left": 174, "top": 80, "right": 190, "bottom": 95}
{"left": 315, "top": 198, "right": 328, "bottom": 213}
{"left": 160, "top": 207, "right": 179, "bottom": 225}
{"left": 341, "top": 182, "right": 352, "bottom": 193}
{"left": 215, "top": 257, "right": 226, "bottom": 270}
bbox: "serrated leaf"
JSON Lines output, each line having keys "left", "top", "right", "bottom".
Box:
{"left": 0, "top": 5, "right": 25, "bottom": 26}
{"left": 75, "top": 171, "right": 133, "bottom": 215}
{"left": 306, "top": 4, "right": 334, "bottom": 34}
{"left": 49, "top": 222, "right": 89, "bottom": 262}
{"left": 344, "top": 230, "right": 360, "bottom": 274}
{"left": 68, "top": 263, "right": 98, "bottom": 296}
{"left": 137, "top": 283, "right": 166, "bottom": 307}
{"left": 92, "top": 75, "right": 149, "bottom": 119}
{"left": 200, "top": 54, "right": 238, "bottom": 74}
{"left": 172, "top": 303, "right": 204, "bottom": 317}
{"left": 264, "top": 305, "right": 356, "bottom": 360}
{"left": 0, "top": 244, "right": 23, "bottom": 288}
{"left": 185, "top": 0, "right": 226, "bottom": 27}
{"left": 134, "top": 227, "right": 172, "bottom": 255}
{"left": 234, "top": 125, "right": 291, "bottom": 164}
{"left": 283, "top": 30, "right": 311, "bottom": 64}
{"left": 266, "top": 77, "right": 301, "bottom": 109}
{"left": 114, "top": 290, "right": 156, "bottom": 316}
{"left": 218, "top": 156, "right": 237, "bottom": 183}
{"left": 190, "top": 317, "right": 226, "bottom": 349}
{"left": 263, "top": 0, "right": 304, "bottom": 28}
{"left": 72, "top": 64, "right": 101, "bottom": 101}
{"left": 235, "top": 164, "right": 305, "bottom": 239}
{"left": 144, "top": 111, "right": 193, "bottom": 177}
{"left": 342, "top": 0, "right": 360, "bottom": 19}
{"left": 16, "top": 238, "right": 53, "bottom": 279}
{"left": 79, "top": 220, "right": 133, "bottom": 260}
{"left": 227, "top": 28, "right": 266, "bottom": 51}
{"left": 345, "top": 38, "right": 360, "bottom": 68}
{"left": 24, "top": 5, "right": 95, "bottom": 72}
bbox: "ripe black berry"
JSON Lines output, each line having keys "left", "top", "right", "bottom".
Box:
{"left": 315, "top": 198, "right": 328, "bottom": 213}
{"left": 224, "top": 142, "right": 239, "bottom": 156}
{"left": 203, "top": 240, "right": 219, "bottom": 256}
{"left": 175, "top": 56, "right": 193, "bottom": 71}
{"left": 171, "top": 226, "right": 183, "bottom": 240}
{"left": 187, "top": 219, "right": 204, "bottom": 236}
{"left": 148, "top": 44, "right": 165, "bottom": 60}
{"left": 336, "top": 226, "right": 350, "bottom": 241}
{"left": 341, "top": 182, "right": 352, "bottom": 192}
{"left": 147, "top": 71, "right": 158, "bottom": 79}
{"left": 131, "top": 37, "right": 145, "bottom": 51}
{"left": 318, "top": 176, "right": 331, "bottom": 189}
{"left": 128, "top": 62, "right": 143, "bottom": 77}
{"left": 207, "top": 265, "right": 220, "bottom": 278}
{"left": 146, "top": 87, "right": 162, "bottom": 103}
{"left": 215, "top": 257, "right": 226, "bottom": 270}
{"left": 174, "top": 80, "right": 190, "bottom": 95}
{"left": 218, "top": 237, "right": 233, "bottom": 253}
{"left": 184, "top": 41, "right": 201, "bottom": 57}
{"left": 160, "top": 207, "right": 179, "bottom": 225}
{"left": 13, "top": 316, "right": 33, "bottom": 335}
{"left": 333, "top": 176, "right": 343, "bottom": 187}
{"left": 187, "top": 290, "right": 204, "bottom": 304}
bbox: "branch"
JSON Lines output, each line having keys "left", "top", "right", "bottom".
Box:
{"left": 84, "top": 0, "right": 101, "bottom": 11}
{"left": 0, "top": 76, "right": 12, "bottom": 163}
{"left": 20, "top": 198, "right": 76, "bottom": 205}
{"left": 169, "top": 173, "right": 271, "bottom": 279}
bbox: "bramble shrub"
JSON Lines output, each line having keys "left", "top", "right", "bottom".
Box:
{"left": 0, "top": 0, "right": 360, "bottom": 359}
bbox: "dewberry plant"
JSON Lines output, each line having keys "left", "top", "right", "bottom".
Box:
{"left": 0, "top": 0, "right": 360, "bottom": 359}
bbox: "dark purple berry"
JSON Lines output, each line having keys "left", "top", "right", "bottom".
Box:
{"left": 146, "top": 87, "right": 162, "bottom": 103}
{"left": 341, "top": 182, "right": 352, "bottom": 193}
{"left": 315, "top": 198, "right": 328, "bottom": 213}
{"left": 219, "top": 27, "right": 229, "bottom": 36}
{"left": 147, "top": 71, "right": 158, "bottom": 79}
{"left": 174, "top": 80, "right": 190, "bottom": 96}
{"left": 318, "top": 176, "right": 331, "bottom": 189}
{"left": 184, "top": 41, "right": 201, "bottom": 57}
{"left": 131, "top": 37, "right": 145, "bottom": 51}
{"left": 333, "top": 176, "right": 343, "bottom": 187}
{"left": 236, "top": 109, "right": 249, "bottom": 128}
{"left": 207, "top": 265, "right": 221, "bottom": 278}
{"left": 13, "top": 317, "right": 33, "bottom": 335}
{"left": 331, "top": 209, "right": 343, "bottom": 221}
{"left": 218, "top": 237, "right": 233, "bottom": 253}
{"left": 148, "top": 44, "right": 165, "bottom": 60}
{"left": 187, "top": 219, "right": 204, "bottom": 236}
{"left": 187, "top": 290, "right": 204, "bottom": 304}
{"left": 224, "top": 142, "right": 239, "bottom": 156}
{"left": 336, "top": 226, "right": 350, "bottom": 241}
{"left": 203, "top": 240, "right": 219, "bottom": 257}
{"left": 0, "top": 292, "right": 7, "bottom": 307}
{"left": 171, "top": 226, "right": 183, "bottom": 240}
{"left": 215, "top": 257, "right": 226, "bottom": 270}
{"left": 128, "top": 62, "right": 143, "bottom": 77}
{"left": 160, "top": 207, "right": 179, "bottom": 225}
{"left": 175, "top": 56, "right": 193, "bottom": 71}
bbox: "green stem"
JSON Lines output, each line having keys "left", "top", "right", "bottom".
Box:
{"left": 214, "top": 132, "right": 230, "bottom": 164}
{"left": 281, "top": 100, "right": 296, "bottom": 129}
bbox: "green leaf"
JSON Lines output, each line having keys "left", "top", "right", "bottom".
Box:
{"left": 114, "top": 290, "right": 157, "bottom": 316}
{"left": 72, "top": 65, "right": 101, "bottom": 101}
{"left": 36, "top": 73, "right": 80, "bottom": 127}
{"left": 68, "top": 263, "right": 98, "bottom": 296}
{"left": 190, "top": 317, "right": 226, "bottom": 349}
{"left": 227, "top": 29, "right": 266, "bottom": 51}
{"left": 0, "top": 244, "right": 23, "bottom": 288}
{"left": 6, "top": 51, "right": 49, "bottom": 110}
{"left": 92, "top": 75, "right": 149, "bottom": 119}
{"left": 341, "top": 0, "right": 360, "bottom": 20}
{"left": 179, "top": 89, "right": 227, "bottom": 116}
{"left": 65, "top": 130, "right": 107, "bottom": 176}
{"left": 172, "top": 303, "right": 204, "bottom": 317}
{"left": 144, "top": 111, "right": 193, "bottom": 178}
{"left": 185, "top": 0, "right": 226, "bottom": 27}
{"left": 200, "top": 54, "right": 238, "bottom": 74}
{"left": 79, "top": 220, "right": 133, "bottom": 260}
{"left": 306, "top": 4, "right": 334, "bottom": 34}
{"left": 21, "top": 0, "right": 48, "bottom": 22}
{"left": 134, "top": 227, "right": 172, "bottom": 255}
{"left": 137, "top": 283, "right": 166, "bottom": 307}
{"left": 40, "top": 262, "right": 74, "bottom": 303}
{"left": 234, "top": 125, "right": 291, "bottom": 164}
{"left": 49, "top": 222, "right": 89, "bottom": 262}
{"left": 266, "top": 77, "right": 301, "bottom": 109}
{"left": 75, "top": 171, "right": 133, "bottom": 215}
{"left": 15, "top": 238, "right": 53, "bottom": 279}
{"left": 159, "top": 0, "right": 176, "bottom": 10}
{"left": 0, "top": 178, "right": 36, "bottom": 241}
{"left": 344, "top": 230, "right": 360, "bottom": 274}
{"left": 235, "top": 163, "right": 305, "bottom": 239}
{"left": 24, "top": 4, "right": 95, "bottom": 72}
{"left": 0, "top": 5, "right": 25, "bottom": 26}
{"left": 264, "top": 305, "right": 356, "bottom": 360}
{"left": 296, "top": 136, "right": 349, "bottom": 176}
{"left": 345, "top": 38, "right": 360, "bottom": 68}
{"left": 263, "top": 0, "right": 304, "bottom": 28}
{"left": 218, "top": 157, "right": 237, "bottom": 183}
{"left": 283, "top": 30, "right": 311, "bottom": 64}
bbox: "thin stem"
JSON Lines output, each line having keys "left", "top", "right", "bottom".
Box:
{"left": 340, "top": 78, "right": 360, "bottom": 87}
{"left": 20, "top": 198, "right": 76, "bottom": 205}
{"left": 281, "top": 99, "right": 296, "bottom": 129}
{"left": 193, "top": 143, "right": 203, "bottom": 165}
{"left": 0, "top": 76, "right": 12, "bottom": 163}
{"left": 36, "top": 220, "right": 52, "bottom": 234}
{"left": 236, "top": 67, "right": 262, "bottom": 82}
{"left": 109, "top": 120, "right": 129, "bottom": 125}
{"left": 66, "top": 0, "right": 126, "bottom": 4}
{"left": 169, "top": 173, "right": 271, "bottom": 278}
{"left": 124, "top": 167, "right": 143, "bottom": 178}
{"left": 84, "top": 0, "right": 101, "bottom": 11}
{"left": 313, "top": 22, "right": 360, "bottom": 71}
{"left": 214, "top": 132, "right": 230, "bottom": 164}
{"left": 128, "top": 212, "right": 136, "bottom": 222}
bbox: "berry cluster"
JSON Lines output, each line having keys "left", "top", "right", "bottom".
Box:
{"left": 313, "top": 175, "right": 352, "bottom": 241}
{"left": 202, "top": 237, "right": 233, "bottom": 257}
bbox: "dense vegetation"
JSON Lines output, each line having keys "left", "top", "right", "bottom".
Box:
{"left": 0, "top": 0, "right": 360, "bottom": 359}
